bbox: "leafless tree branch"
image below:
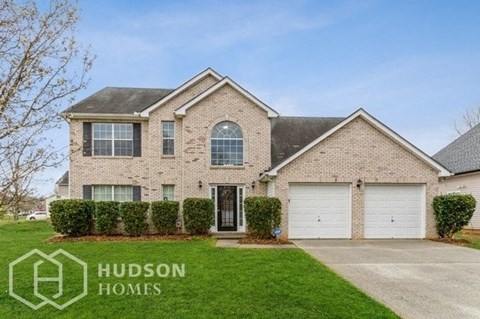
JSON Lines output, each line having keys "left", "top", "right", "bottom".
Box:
{"left": 453, "top": 106, "right": 480, "bottom": 136}
{"left": 0, "top": 0, "right": 95, "bottom": 219}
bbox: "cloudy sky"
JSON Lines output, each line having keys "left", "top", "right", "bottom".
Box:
{"left": 40, "top": 0, "right": 480, "bottom": 195}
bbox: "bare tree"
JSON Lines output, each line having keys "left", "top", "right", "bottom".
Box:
{"left": 453, "top": 106, "right": 480, "bottom": 136}
{"left": 0, "top": 0, "right": 94, "bottom": 219}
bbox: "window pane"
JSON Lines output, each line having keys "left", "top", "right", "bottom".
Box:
{"left": 114, "top": 124, "right": 133, "bottom": 139}
{"left": 114, "top": 186, "right": 133, "bottom": 202}
{"left": 239, "top": 188, "right": 243, "bottom": 226}
{"left": 211, "top": 121, "right": 243, "bottom": 139}
{"left": 162, "top": 185, "right": 174, "bottom": 201}
{"left": 162, "top": 122, "right": 175, "bottom": 155}
{"left": 114, "top": 140, "right": 133, "bottom": 156}
{"left": 211, "top": 121, "right": 243, "bottom": 165}
{"left": 162, "top": 122, "right": 174, "bottom": 138}
{"left": 93, "top": 185, "right": 113, "bottom": 201}
{"left": 163, "top": 139, "right": 174, "bottom": 156}
{"left": 93, "top": 123, "right": 112, "bottom": 139}
{"left": 94, "top": 140, "right": 112, "bottom": 156}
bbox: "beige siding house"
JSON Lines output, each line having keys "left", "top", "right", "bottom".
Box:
{"left": 434, "top": 124, "right": 480, "bottom": 229}
{"left": 63, "top": 68, "right": 449, "bottom": 239}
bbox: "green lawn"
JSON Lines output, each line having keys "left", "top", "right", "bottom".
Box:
{"left": 455, "top": 230, "right": 480, "bottom": 250}
{"left": 0, "top": 215, "right": 26, "bottom": 225}
{"left": 0, "top": 221, "right": 398, "bottom": 319}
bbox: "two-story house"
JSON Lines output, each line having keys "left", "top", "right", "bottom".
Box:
{"left": 63, "top": 68, "right": 450, "bottom": 239}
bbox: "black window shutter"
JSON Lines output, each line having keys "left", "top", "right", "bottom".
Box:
{"left": 133, "top": 123, "right": 141, "bottom": 157}
{"left": 83, "top": 185, "right": 92, "bottom": 199}
{"left": 83, "top": 122, "right": 92, "bottom": 156}
{"left": 133, "top": 186, "right": 141, "bottom": 201}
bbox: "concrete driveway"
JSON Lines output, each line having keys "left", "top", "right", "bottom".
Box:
{"left": 294, "top": 240, "right": 480, "bottom": 319}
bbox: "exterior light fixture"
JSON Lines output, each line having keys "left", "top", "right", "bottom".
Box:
{"left": 356, "top": 179, "right": 363, "bottom": 188}
{"left": 251, "top": 181, "right": 256, "bottom": 189}
{"left": 198, "top": 180, "right": 203, "bottom": 189}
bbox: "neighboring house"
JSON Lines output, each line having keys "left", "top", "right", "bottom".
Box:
{"left": 45, "top": 171, "right": 70, "bottom": 218}
{"left": 433, "top": 124, "right": 480, "bottom": 229}
{"left": 62, "top": 68, "right": 450, "bottom": 239}
{"left": 55, "top": 171, "right": 70, "bottom": 198}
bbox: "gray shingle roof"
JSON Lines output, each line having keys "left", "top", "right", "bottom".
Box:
{"left": 271, "top": 117, "right": 345, "bottom": 168}
{"left": 64, "top": 87, "right": 174, "bottom": 114}
{"left": 64, "top": 88, "right": 348, "bottom": 169}
{"left": 433, "top": 123, "right": 480, "bottom": 174}
{"left": 56, "top": 171, "right": 69, "bottom": 186}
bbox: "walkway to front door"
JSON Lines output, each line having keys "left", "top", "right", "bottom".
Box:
{"left": 217, "top": 186, "right": 237, "bottom": 231}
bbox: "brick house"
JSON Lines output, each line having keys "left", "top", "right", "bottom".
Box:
{"left": 63, "top": 68, "right": 450, "bottom": 239}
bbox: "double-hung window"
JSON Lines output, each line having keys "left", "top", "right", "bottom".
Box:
{"left": 93, "top": 185, "right": 133, "bottom": 201}
{"left": 162, "top": 185, "right": 175, "bottom": 201}
{"left": 93, "top": 123, "right": 133, "bottom": 156}
{"left": 162, "top": 122, "right": 175, "bottom": 155}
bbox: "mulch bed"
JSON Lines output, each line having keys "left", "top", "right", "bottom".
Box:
{"left": 238, "top": 237, "right": 292, "bottom": 245}
{"left": 46, "top": 234, "right": 210, "bottom": 243}
{"left": 430, "top": 229, "right": 480, "bottom": 247}
{"left": 462, "top": 229, "right": 480, "bottom": 237}
{"left": 430, "top": 238, "right": 470, "bottom": 246}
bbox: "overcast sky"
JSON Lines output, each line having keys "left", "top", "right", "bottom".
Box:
{"left": 39, "top": 0, "right": 480, "bottom": 195}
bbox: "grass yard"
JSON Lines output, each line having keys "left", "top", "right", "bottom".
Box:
{"left": 0, "top": 221, "right": 398, "bottom": 319}
{"left": 455, "top": 230, "right": 480, "bottom": 250}
{"left": 0, "top": 215, "right": 26, "bottom": 225}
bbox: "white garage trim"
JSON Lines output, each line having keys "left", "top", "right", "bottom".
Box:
{"left": 288, "top": 183, "right": 351, "bottom": 239}
{"left": 263, "top": 109, "right": 451, "bottom": 178}
{"left": 364, "top": 184, "right": 426, "bottom": 239}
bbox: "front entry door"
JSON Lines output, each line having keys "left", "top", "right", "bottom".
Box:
{"left": 217, "top": 186, "right": 237, "bottom": 231}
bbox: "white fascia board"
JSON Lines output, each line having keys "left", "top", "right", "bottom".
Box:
{"left": 140, "top": 68, "right": 222, "bottom": 117}
{"left": 63, "top": 113, "right": 148, "bottom": 121}
{"left": 174, "top": 77, "right": 279, "bottom": 118}
{"left": 267, "top": 108, "right": 451, "bottom": 177}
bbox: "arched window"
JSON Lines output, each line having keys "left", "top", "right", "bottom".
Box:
{"left": 211, "top": 121, "right": 243, "bottom": 166}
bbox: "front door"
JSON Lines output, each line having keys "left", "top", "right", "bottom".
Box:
{"left": 217, "top": 186, "right": 237, "bottom": 231}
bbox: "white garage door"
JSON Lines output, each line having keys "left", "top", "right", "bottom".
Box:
{"left": 288, "top": 184, "right": 351, "bottom": 239}
{"left": 364, "top": 185, "right": 424, "bottom": 239}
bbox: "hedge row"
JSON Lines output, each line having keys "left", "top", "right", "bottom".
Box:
{"left": 50, "top": 196, "right": 283, "bottom": 238}
{"left": 50, "top": 198, "right": 213, "bottom": 237}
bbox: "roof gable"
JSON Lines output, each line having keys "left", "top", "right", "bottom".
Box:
{"left": 433, "top": 123, "right": 480, "bottom": 174}
{"left": 174, "top": 77, "right": 279, "bottom": 118}
{"left": 265, "top": 108, "right": 450, "bottom": 177}
{"left": 56, "top": 171, "right": 69, "bottom": 186}
{"left": 140, "top": 68, "right": 222, "bottom": 116}
{"left": 271, "top": 117, "right": 344, "bottom": 168}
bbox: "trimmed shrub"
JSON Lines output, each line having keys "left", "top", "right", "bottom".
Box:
{"left": 244, "top": 196, "right": 282, "bottom": 239}
{"left": 151, "top": 201, "right": 180, "bottom": 235}
{"left": 95, "top": 201, "right": 120, "bottom": 235}
{"left": 120, "top": 202, "right": 150, "bottom": 236}
{"left": 432, "top": 194, "right": 477, "bottom": 238}
{"left": 183, "top": 198, "right": 214, "bottom": 235}
{"left": 50, "top": 199, "right": 95, "bottom": 236}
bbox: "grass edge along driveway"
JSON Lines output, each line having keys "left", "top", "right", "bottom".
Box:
{"left": 0, "top": 221, "right": 399, "bottom": 319}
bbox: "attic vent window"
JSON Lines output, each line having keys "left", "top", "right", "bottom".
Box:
{"left": 86, "top": 105, "right": 94, "bottom": 109}
{"left": 293, "top": 145, "right": 300, "bottom": 148}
